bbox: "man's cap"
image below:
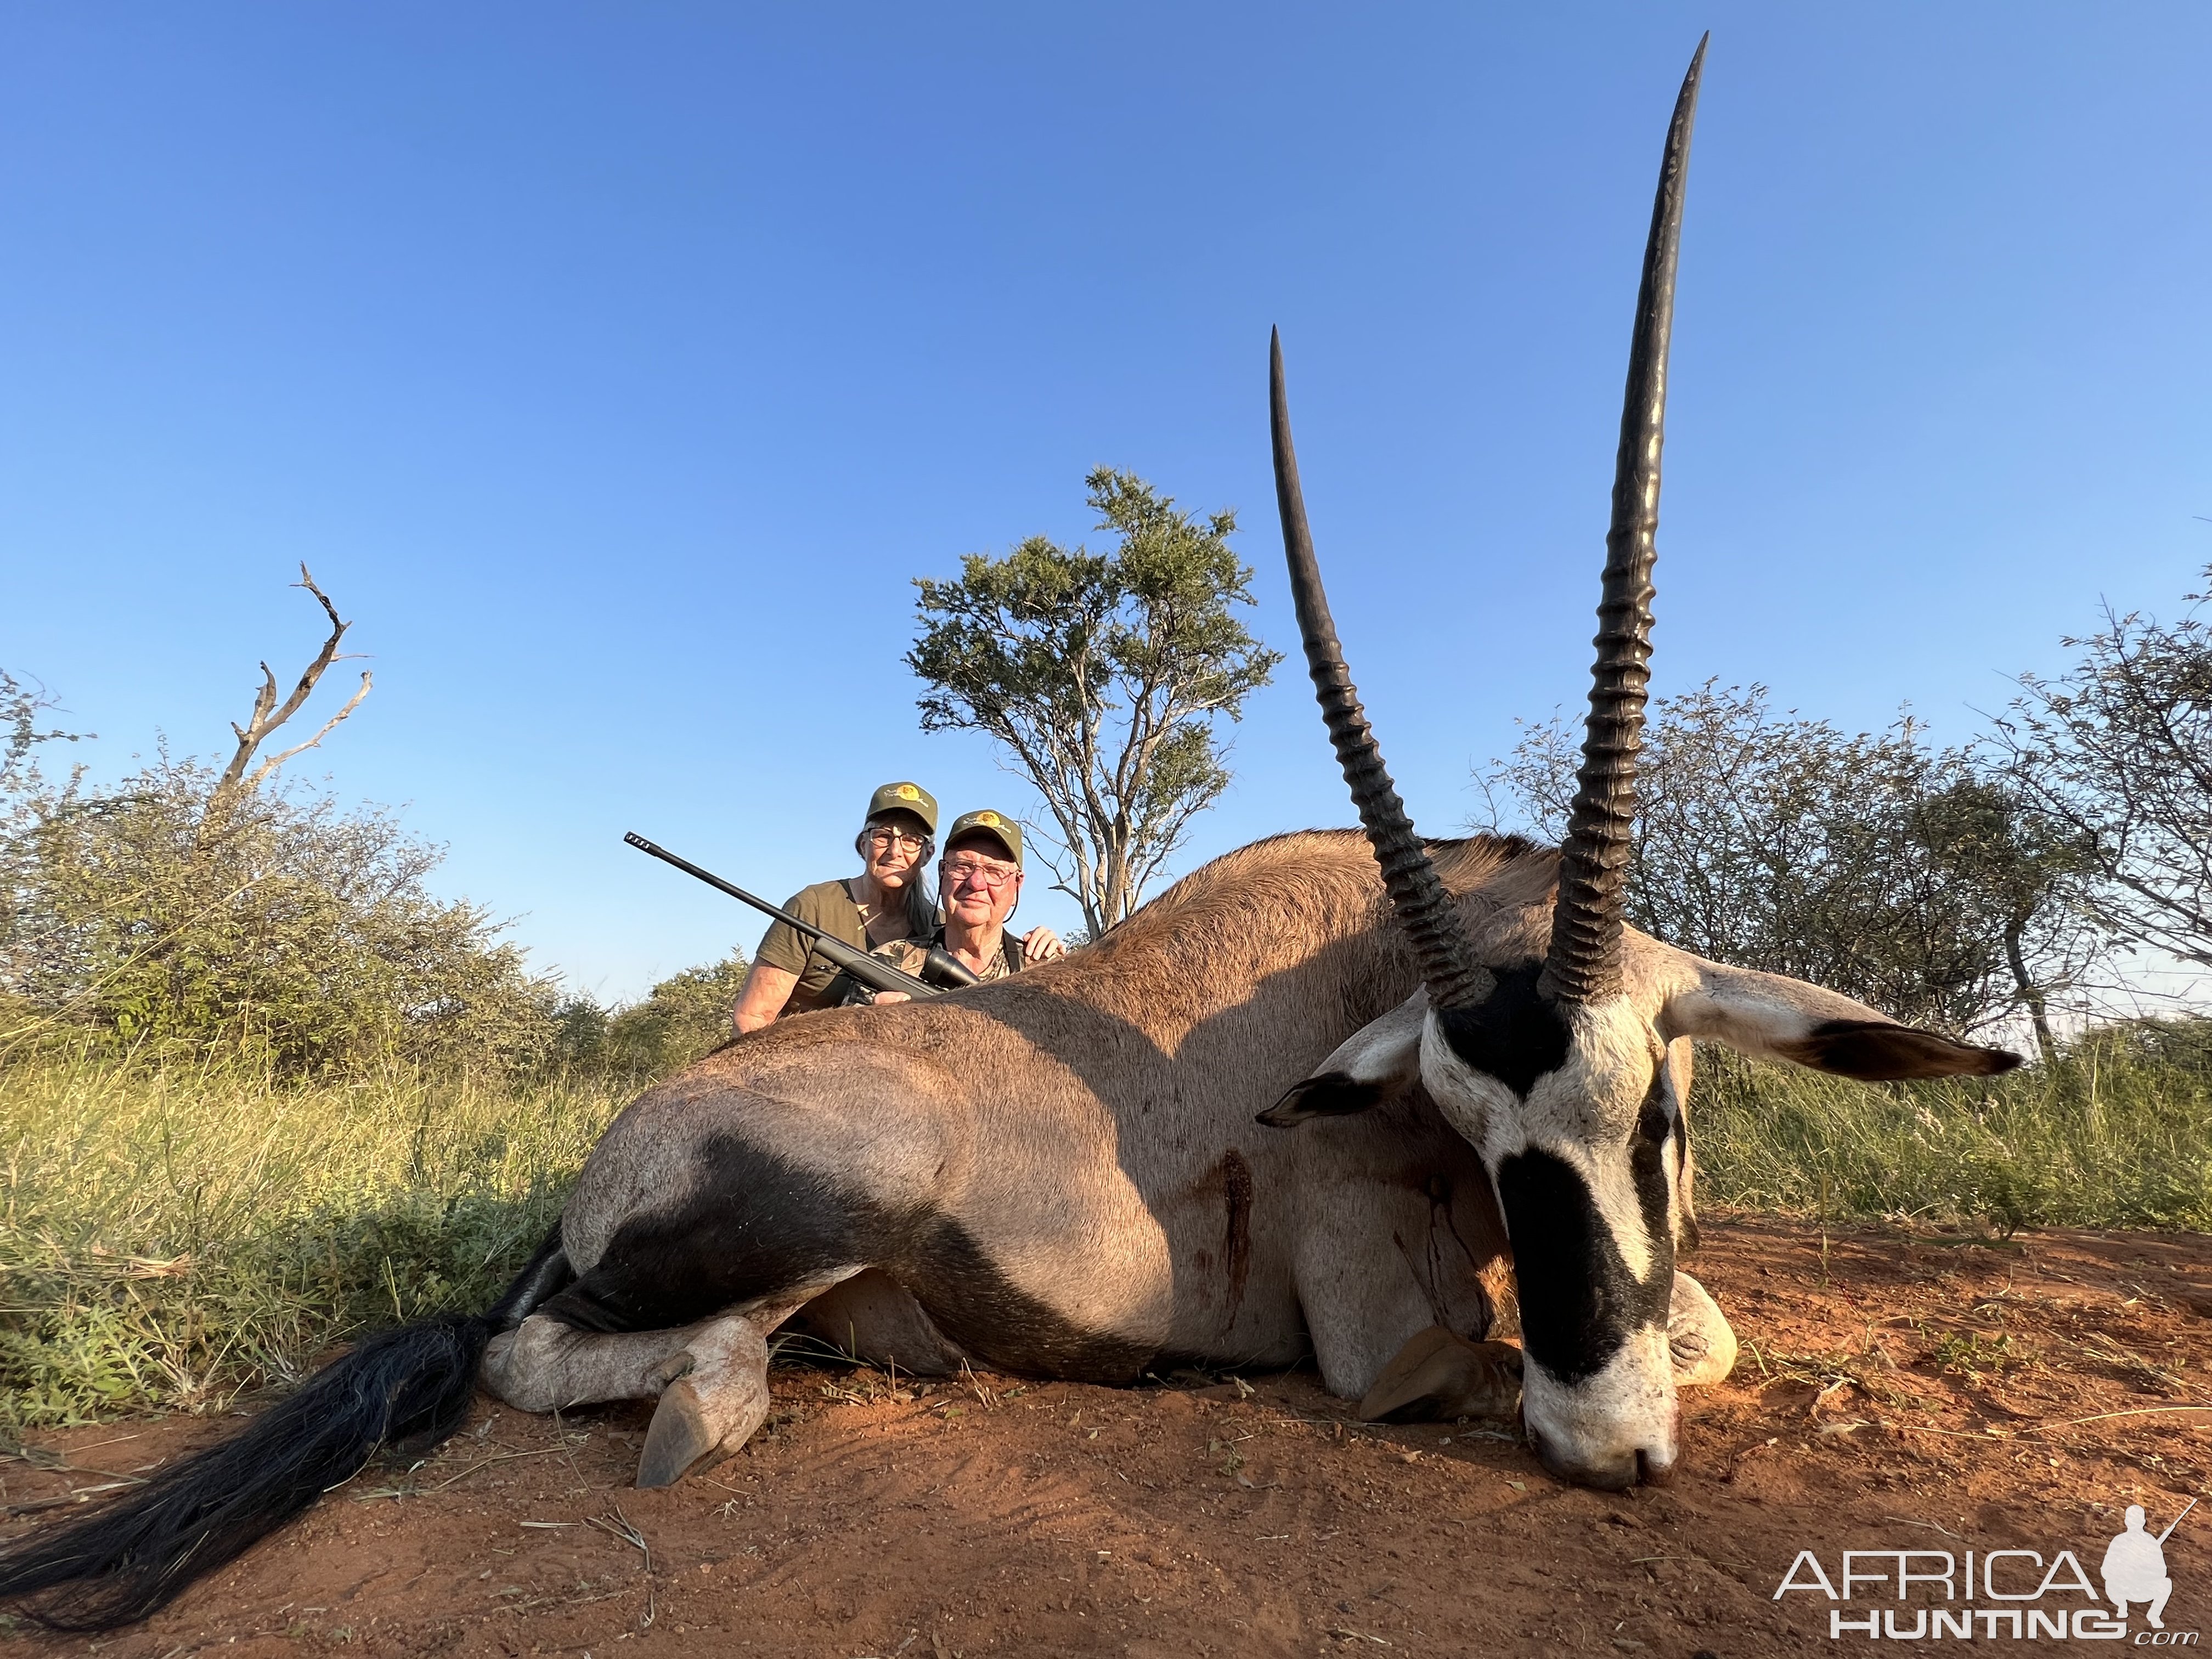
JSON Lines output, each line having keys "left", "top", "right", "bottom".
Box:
{"left": 865, "top": 781, "right": 938, "bottom": 834}
{"left": 945, "top": 808, "right": 1022, "bottom": 866}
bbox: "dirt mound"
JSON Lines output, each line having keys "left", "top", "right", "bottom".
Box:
{"left": 5, "top": 1216, "right": 2209, "bottom": 1656}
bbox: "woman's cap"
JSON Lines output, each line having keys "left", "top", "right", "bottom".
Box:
{"left": 865, "top": 781, "right": 939, "bottom": 834}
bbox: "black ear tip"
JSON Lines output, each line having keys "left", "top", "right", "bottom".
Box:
{"left": 1258, "top": 1070, "right": 1384, "bottom": 1127}
{"left": 1779, "top": 1019, "right": 2031, "bottom": 1082}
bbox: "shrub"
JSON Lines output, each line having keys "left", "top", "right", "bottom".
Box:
{"left": 1, "top": 754, "right": 563, "bottom": 1076}
{"left": 0, "top": 1054, "right": 629, "bottom": 1426}
{"left": 602, "top": 953, "right": 749, "bottom": 1074}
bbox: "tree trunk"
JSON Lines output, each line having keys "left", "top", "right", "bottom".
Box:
{"left": 2003, "top": 915, "right": 2058, "bottom": 1068}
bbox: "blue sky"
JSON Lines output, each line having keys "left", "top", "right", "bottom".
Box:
{"left": 4, "top": 4, "right": 2208, "bottom": 1003}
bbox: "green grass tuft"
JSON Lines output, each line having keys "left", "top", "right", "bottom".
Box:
{"left": 0, "top": 1053, "right": 630, "bottom": 1429}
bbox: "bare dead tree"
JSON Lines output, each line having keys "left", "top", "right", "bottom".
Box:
{"left": 202, "top": 565, "right": 372, "bottom": 832}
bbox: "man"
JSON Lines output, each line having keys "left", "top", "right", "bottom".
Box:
{"left": 845, "top": 809, "right": 1055, "bottom": 1004}
{"left": 731, "top": 787, "right": 1063, "bottom": 1031}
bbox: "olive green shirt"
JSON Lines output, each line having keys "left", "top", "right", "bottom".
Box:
{"left": 755, "top": 879, "right": 922, "bottom": 1014}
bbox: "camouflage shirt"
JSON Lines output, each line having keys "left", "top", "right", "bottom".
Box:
{"left": 832, "top": 926, "right": 1020, "bottom": 1005}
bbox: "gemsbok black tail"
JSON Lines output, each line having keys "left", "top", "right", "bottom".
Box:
{"left": 0, "top": 1228, "right": 571, "bottom": 1631}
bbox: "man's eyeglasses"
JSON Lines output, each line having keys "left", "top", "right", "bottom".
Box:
{"left": 865, "top": 827, "right": 928, "bottom": 853}
{"left": 942, "top": 856, "right": 1018, "bottom": 890}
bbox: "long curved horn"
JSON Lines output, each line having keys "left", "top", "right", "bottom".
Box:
{"left": 1541, "top": 36, "right": 1707, "bottom": 1007}
{"left": 1272, "top": 329, "right": 1491, "bottom": 1009}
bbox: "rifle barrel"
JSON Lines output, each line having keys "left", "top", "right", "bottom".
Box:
{"left": 623, "top": 831, "right": 938, "bottom": 1000}
{"left": 2157, "top": 1496, "right": 2197, "bottom": 1545}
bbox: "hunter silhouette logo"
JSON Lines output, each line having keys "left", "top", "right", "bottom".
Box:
{"left": 1773, "top": 1497, "right": 2197, "bottom": 1641}
{"left": 2105, "top": 1500, "right": 2193, "bottom": 1630}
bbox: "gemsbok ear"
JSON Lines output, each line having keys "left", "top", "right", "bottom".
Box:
{"left": 1259, "top": 992, "right": 1430, "bottom": 1126}
{"left": 1660, "top": 961, "right": 2023, "bottom": 1081}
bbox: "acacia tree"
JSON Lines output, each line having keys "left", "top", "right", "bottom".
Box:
{"left": 1477, "top": 682, "right": 2104, "bottom": 1053}
{"left": 909, "top": 468, "right": 1281, "bottom": 936}
{"left": 1992, "top": 567, "right": 2212, "bottom": 974}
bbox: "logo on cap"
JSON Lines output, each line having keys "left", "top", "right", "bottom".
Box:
{"left": 895, "top": 784, "right": 921, "bottom": 801}
{"left": 974, "top": 811, "right": 1002, "bottom": 827}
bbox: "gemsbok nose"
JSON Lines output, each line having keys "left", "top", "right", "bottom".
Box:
{"left": 1525, "top": 1406, "right": 1679, "bottom": 1491}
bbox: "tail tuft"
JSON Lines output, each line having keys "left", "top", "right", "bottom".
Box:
{"left": 0, "top": 1315, "right": 490, "bottom": 1631}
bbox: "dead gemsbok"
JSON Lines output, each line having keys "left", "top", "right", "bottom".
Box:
{"left": 1262, "top": 35, "right": 2015, "bottom": 1487}
{"left": 0, "top": 40, "right": 2015, "bottom": 1632}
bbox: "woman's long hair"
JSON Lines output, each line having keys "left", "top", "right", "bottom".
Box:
{"left": 904, "top": 864, "right": 939, "bottom": 936}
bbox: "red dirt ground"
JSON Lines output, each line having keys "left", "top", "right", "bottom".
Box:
{"left": 5, "top": 1215, "right": 2210, "bottom": 1657}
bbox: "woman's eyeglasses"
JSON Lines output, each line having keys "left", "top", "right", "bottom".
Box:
{"left": 865, "top": 827, "right": 928, "bottom": 853}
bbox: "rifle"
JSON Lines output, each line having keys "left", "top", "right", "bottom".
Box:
{"left": 2157, "top": 1497, "right": 2197, "bottom": 1545}
{"left": 623, "top": 832, "right": 981, "bottom": 1000}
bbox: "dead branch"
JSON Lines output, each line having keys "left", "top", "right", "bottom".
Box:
{"left": 212, "top": 564, "right": 372, "bottom": 804}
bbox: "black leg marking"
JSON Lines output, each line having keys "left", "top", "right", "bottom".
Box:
{"left": 539, "top": 1134, "right": 1154, "bottom": 1382}
{"left": 488, "top": 1226, "right": 573, "bottom": 1331}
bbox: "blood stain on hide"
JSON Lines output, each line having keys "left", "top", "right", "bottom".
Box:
{"left": 1220, "top": 1148, "right": 1254, "bottom": 1321}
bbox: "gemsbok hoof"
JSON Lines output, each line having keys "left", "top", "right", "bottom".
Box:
{"left": 1357, "top": 1325, "right": 1524, "bottom": 1423}
{"left": 636, "top": 1315, "right": 772, "bottom": 1488}
{"left": 1667, "top": 1271, "right": 1737, "bottom": 1387}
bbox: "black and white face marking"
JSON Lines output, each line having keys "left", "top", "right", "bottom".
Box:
{"left": 1420, "top": 966, "right": 1685, "bottom": 1489}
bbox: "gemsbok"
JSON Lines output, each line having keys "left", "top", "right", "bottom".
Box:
{"left": 1261, "top": 34, "right": 2016, "bottom": 1488}
{"left": 0, "top": 38, "right": 2016, "bottom": 1632}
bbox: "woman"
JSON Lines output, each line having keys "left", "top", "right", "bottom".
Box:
{"left": 731, "top": 781, "right": 943, "bottom": 1031}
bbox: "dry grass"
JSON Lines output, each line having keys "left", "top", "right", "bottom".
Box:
{"left": 3, "top": 1019, "right": 2209, "bottom": 1431}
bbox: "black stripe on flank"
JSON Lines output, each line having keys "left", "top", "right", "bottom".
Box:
{"left": 542, "top": 1136, "right": 874, "bottom": 1334}
{"left": 539, "top": 1133, "right": 1153, "bottom": 1383}
{"left": 906, "top": 1218, "right": 1155, "bottom": 1382}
